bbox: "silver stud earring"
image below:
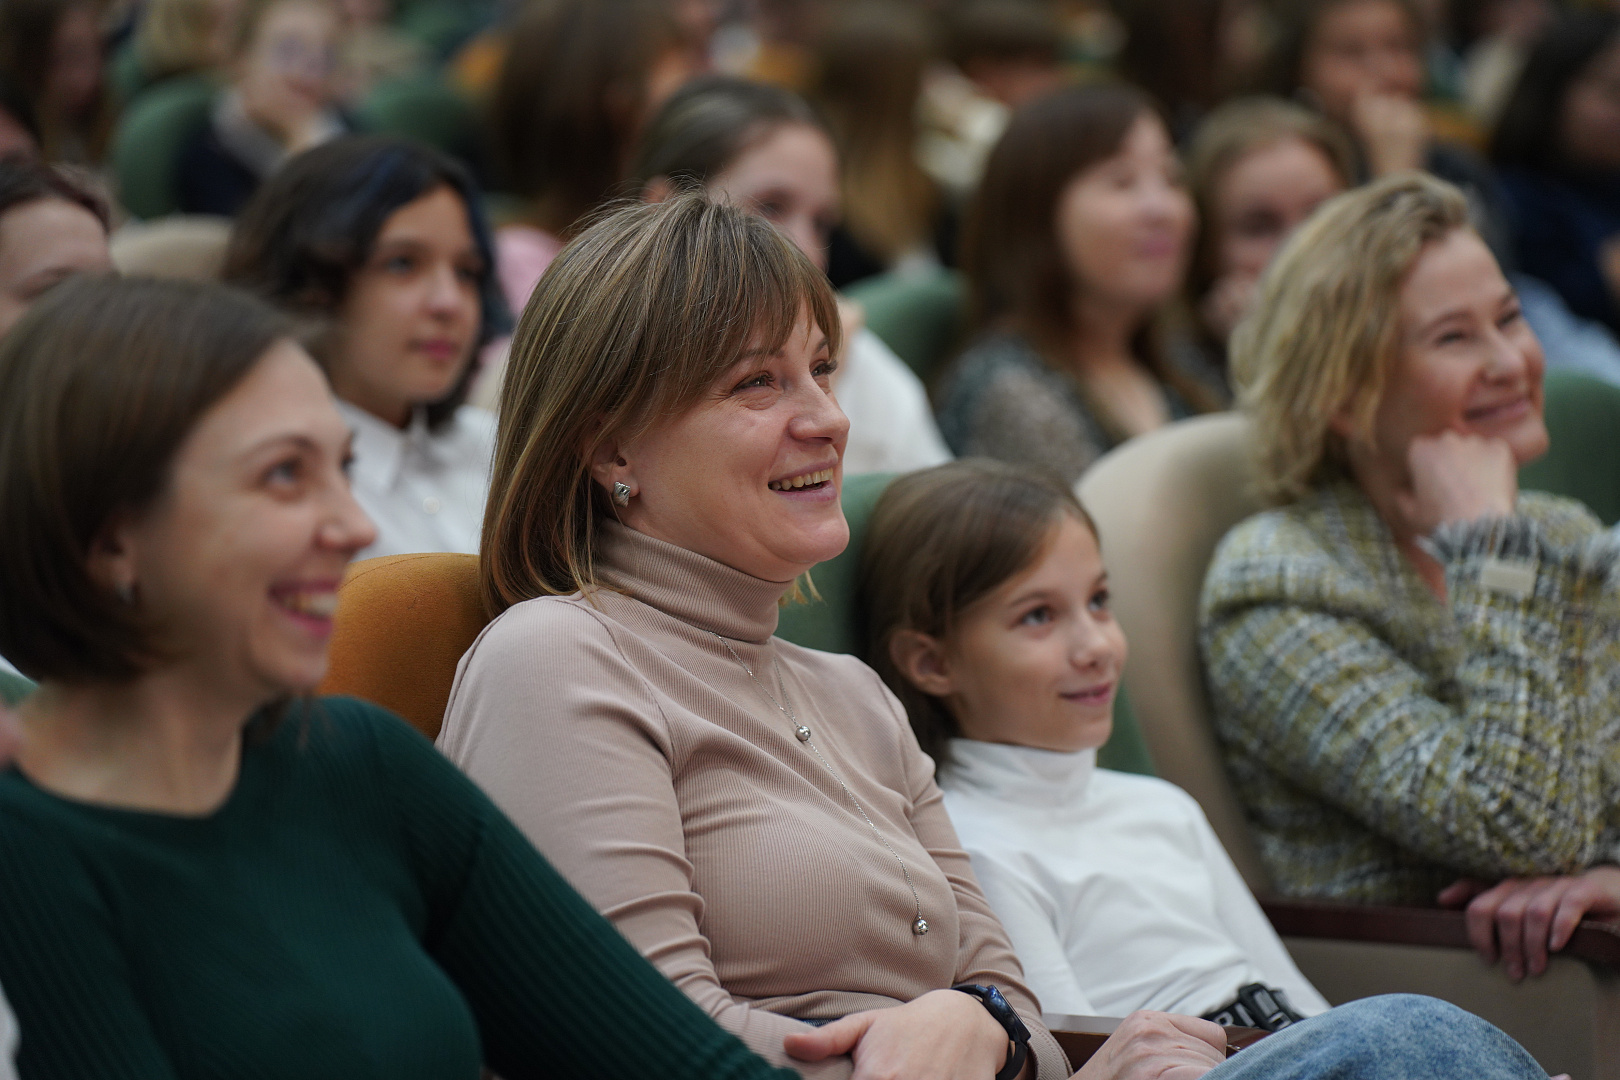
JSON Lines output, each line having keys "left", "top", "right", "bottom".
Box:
{"left": 612, "top": 481, "right": 631, "bottom": 507}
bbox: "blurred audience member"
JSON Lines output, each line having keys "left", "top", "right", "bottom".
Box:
{"left": 334, "top": 0, "right": 425, "bottom": 103}
{"left": 808, "top": 2, "right": 946, "bottom": 287}
{"left": 1203, "top": 174, "right": 1620, "bottom": 979}
{"left": 1492, "top": 10, "right": 1620, "bottom": 336}
{"left": 631, "top": 75, "right": 950, "bottom": 475}
{"left": 1263, "top": 0, "right": 1512, "bottom": 259}
{"left": 937, "top": 83, "right": 1219, "bottom": 486}
{"left": 945, "top": 0, "right": 1065, "bottom": 109}
{"left": 175, "top": 0, "right": 348, "bottom": 216}
{"left": 919, "top": 0, "right": 1065, "bottom": 201}
{"left": 116, "top": 0, "right": 242, "bottom": 102}
{"left": 1456, "top": 0, "right": 1553, "bottom": 131}
{"left": 1114, "top": 0, "right": 1264, "bottom": 138}
{"left": 225, "top": 136, "right": 508, "bottom": 557}
{"left": 0, "top": 274, "right": 806, "bottom": 1080}
{"left": 0, "top": 0, "right": 109, "bottom": 165}
{"left": 487, "top": 0, "right": 692, "bottom": 313}
{"left": 0, "top": 157, "right": 110, "bottom": 337}
{"left": 1186, "top": 96, "right": 1354, "bottom": 366}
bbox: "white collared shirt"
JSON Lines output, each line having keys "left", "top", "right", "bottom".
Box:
{"left": 837, "top": 329, "right": 952, "bottom": 476}
{"left": 339, "top": 400, "right": 496, "bottom": 559}
{"left": 941, "top": 739, "right": 1330, "bottom": 1019}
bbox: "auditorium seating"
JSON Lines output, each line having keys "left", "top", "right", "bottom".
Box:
{"left": 1077, "top": 413, "right": 1620, "bottom": 1080}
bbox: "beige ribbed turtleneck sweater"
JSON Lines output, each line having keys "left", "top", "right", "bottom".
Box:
{"left": 438, "top": 522, "right": 1066, "bottom": 1079}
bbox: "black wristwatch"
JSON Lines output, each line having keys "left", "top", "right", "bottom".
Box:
{"left": 952, "top": 983, "right": 1031, "bottom": 1080}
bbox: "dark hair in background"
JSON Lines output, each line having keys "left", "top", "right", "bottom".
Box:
{"left": 860, "top": 458, "right": 1097, "bottom": 771}
{"left": 628, "top": 76, "right": 825, "bottom": 194}
{"left": 0, "top": 155, "right": 109, "bottom": 229}
{"left": 0, "top": 277, "right": 291, "bottom": 682}
{"left": 1258, "top": 0, "right": 1427, "bottom": 98}
{"left": 0, "top": 74, "right": 41, "bottom": 152}
{"left": 807, "top": 1, "right": 938, "bottom": 265}
{"left": 223, "top": 135, "right": 509, "bottom": 432}
{"left": 943, "top": 0, "right": 1062, "bottom": 70}
{"left": 490, "top": 0, "right": 682, "bottom": 236}
{"left": 1491, "top": 10, "right": 1620, "bottom": 172}
{"left": 1114, "top": 0, "right": 1231, "bottom": 138}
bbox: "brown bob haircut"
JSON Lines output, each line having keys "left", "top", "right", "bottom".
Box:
{"left": 0, "top": 276, "right": 291, "bottom": 683}
{"left": 859, "top": 459, "right": 1097, "bottom": 770}
{"left": 482, "top": 191, "right": 841, "bottom": 615}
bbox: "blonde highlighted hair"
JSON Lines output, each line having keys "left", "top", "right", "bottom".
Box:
{"left": 1231, "top": 172, "right": 1472, "bottom": 503}
{"left": 481, "top": 192, "right": 842, "bottom": 615}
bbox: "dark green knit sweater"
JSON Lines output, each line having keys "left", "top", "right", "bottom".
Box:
{"left": 0, "top": 696, "right": 802, "bottom": 1080}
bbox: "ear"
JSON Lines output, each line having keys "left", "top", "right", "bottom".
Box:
{"left": 585, "top": 432, "right": 637, "bottom": 500}
{"left": 85, "top": 513, "right": 140, "bottom": 600}
{"left": 1326, "top": 398, "right": 1359, "bottom": 442}
{"left": 888, "top": 630, "right": 955, "bottom": 698}
{"left": 642, "top": 176, "right": 676, "bottom": 205}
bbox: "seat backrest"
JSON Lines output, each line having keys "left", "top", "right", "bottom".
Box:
{"left": 110, "top": 215, "right": 231, "bottom": 281}
{"left": 843, "top": 269, "right": 966, "bottom": 385}
{"left": 1519, "top": 370, "right": 1620, "bottom": 525}
{"left": 317, "top": 552, "right": 486, "bottom": 741}
{"left": 113, "top": 75, "right": 220, "bottom": 220}
{"left": 1077, "top": 413, "right": 1271, "bottom": 890}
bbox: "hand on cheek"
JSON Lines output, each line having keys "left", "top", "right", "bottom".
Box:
{"left": 1394, "top": 431, "right": 1517, "bottom": 536}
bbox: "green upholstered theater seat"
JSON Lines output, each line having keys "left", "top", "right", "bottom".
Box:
{"left": 775, "top": 473, "right": 1156, "bottom": 776}
{"left": 113, "top": 75, "right": 220, "bottom": 220}
{"left": 354, "top": 73, "right": 483, "bottom": 166}
{"left": 1519, "top": 370, "right": 1620, "bottom": 525}
{"left": 844, "top": 269, "right": 967, "bottom": 386}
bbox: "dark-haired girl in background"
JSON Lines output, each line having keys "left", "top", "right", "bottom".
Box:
{"left": 936, "top": 83, "right": 1221, "bottom": 487}
{"left": 1492, "top": 9, "right": 1620, "bottom": 337}
{"left": 225, "top": 135, "right": 509, "bottom": 558}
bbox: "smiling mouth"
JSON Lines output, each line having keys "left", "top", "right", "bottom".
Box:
{"left": 1060, "top": 682, "right": 1115, "bottom": 705}
{"left": 1464, "top": 397, "right": 1530, "bottom": 424}
{"left": 768, "top": 468, "right": 836, "bottom": 492}
{"left": 271, "top": 587, "right": 339, "bottom": 622}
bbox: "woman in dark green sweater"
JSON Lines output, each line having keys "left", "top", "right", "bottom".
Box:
{"left": 0, "top": 275, "right": 803, "bottom": 1080}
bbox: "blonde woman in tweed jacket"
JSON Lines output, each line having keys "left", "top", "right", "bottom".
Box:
{"left": 1200, "top": 173, "right": 1620, "bottom": 984}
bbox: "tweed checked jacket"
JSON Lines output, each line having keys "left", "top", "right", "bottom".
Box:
{"left": 1200, "top": 481, "right": 1620, "bottom": 903}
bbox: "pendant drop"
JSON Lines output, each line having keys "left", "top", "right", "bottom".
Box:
{"left": 795, "top": 725, "right": 812, "bottom": 742}
{"left": 912, "top": 916, "right": 929, "bottom": 936}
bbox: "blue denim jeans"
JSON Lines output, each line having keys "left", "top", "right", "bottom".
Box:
{"left": 1207, "top": 995, "right": 1547, "bottom": 1079}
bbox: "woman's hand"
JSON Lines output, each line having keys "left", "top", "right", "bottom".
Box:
{"left": 1351, "top": 93, "right": 1428, "bottom": 177}
{"left": 783, "top": 988, "right": 1014, "bottom": 1080}
{"left": 1438, "top": 866, "right": 1620, "bottom": 980}
{"left": 1199, "top": 273, "right": 1259, "bottom": 345}
{"left": 1396, "top": 431, "right": 1518, "bottom": 537}
{"left": 1071, "top": 1011, "right": 1227, "bottom": 1080}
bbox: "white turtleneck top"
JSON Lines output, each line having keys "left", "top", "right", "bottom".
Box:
{"left": 940, "top": 739, "right": 1330, "bottom": 1020}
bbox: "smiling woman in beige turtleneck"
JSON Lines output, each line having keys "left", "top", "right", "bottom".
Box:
{"left": 438, "top": 193, "right": 1074, "bottom": 1080}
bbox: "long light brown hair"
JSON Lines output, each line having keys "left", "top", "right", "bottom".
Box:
{"left": 482, "top": 192, "right": 842, "bottom": 615}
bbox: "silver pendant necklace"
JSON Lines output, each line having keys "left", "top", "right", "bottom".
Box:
{"left": 714, "top": 633, "right": 929, "bottom": 936}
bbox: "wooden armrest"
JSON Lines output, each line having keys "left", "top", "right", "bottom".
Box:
{"left": 1043, "top": 1014, "right": 1268, "bottom": 1067}
{"left": 1261, "top": 896, "right": 1620, "bottom": 967}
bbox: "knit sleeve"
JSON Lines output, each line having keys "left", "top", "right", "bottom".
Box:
{"left": 877, "top": 675, "right": 1070, "bottom": 1080}
{"left": 434, "top": 608, "right": 848, "bottom": 1077}
{"left": 0, "top": 813, "right": 179, "bottom": 1080}
{"left": 358, "top": 703, "right": 801, "bottom": 1080}
{"left": 1201, "top": 509, "right": 1620, "bottom": 882}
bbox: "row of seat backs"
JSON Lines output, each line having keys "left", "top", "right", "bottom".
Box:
{"left": 113, "top": 72, "right": 482, "bottom": 221}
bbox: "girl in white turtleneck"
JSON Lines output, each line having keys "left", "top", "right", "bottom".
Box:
{"left": 860, "top": 459, "right": 1330, "bottom": 1025}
